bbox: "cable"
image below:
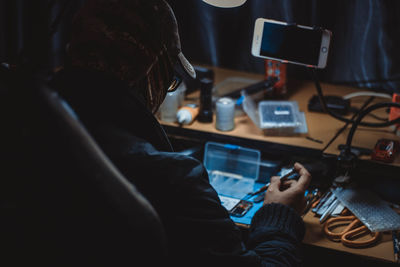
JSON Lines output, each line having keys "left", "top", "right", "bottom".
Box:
{"left": 345, "top": 102, "right": 400, "bottom": 154}
{"left": 343, "top": 91, "right": 392, "bottom": 100}
{"left": 350, "top": 106, "right": 389, "bottom": 122}
{"left": 321, "top": 96, "right": 375, "bottom": 153}
{"left": 309, "top": 68, "right": 400, "bottom": 127}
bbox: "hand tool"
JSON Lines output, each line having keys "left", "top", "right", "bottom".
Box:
{"left": 247, "top": 168, "right": 297, "bottom": 197}
{"left": 324, "top": 210, "right": 380, "bottom": 248}
{"left": 320, "top": 198, "right": 339, "bottom": 223}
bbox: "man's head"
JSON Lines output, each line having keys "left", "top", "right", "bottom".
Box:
{"left": 68, "top": 0, "right": 195, "bottom": 113}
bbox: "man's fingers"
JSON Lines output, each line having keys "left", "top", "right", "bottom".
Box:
{"left": 280, "top": 179, "right": 296, "bottom": 190}
{"left": 294, "top": 162, "right": 309, "bottom": 177}
{"left": 282, "top": 179, "right": 296, "bottom": 187}
{"left": 293, "top": 162, "right": 311, "bottom": 190}
{"left": 268, "top": 176, "right": 281, "bottom": 190}
{"left": 297, "top": 172, "right": 311, "bottom": 190}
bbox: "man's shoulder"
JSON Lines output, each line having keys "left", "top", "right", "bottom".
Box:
{"left": 93, "top": 124, "right": 205, "bottom": 180}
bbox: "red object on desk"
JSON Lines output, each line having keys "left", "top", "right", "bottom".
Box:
{"left": 389, "top": 93, "right": 400, "bottom": 122}
{"left": 390, "top": 93, "right": 400, "bottom": 134}
{"left": 371, "top": 138, "right": 400, "bottom": 163}
{"left": 265, "top": 59, "right": 287, "bottom": 96}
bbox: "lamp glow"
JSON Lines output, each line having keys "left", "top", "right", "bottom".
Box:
{"left": 202, "top": 0, "right": 246, "bottom": 8}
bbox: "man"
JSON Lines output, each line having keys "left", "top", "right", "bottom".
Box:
{"left": 53, "top": 0, "right": 311, "bottom": 265}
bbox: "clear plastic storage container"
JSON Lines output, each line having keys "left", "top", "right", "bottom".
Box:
{"left": 258, "top": 101, "right": 300, "bottom": 128}
{"left": 258, "top": 101, "right": 307, "bottom": 135}
{"left": 203, "top": 142, "right": 261, "bottom": 199}
{"left": 242, "top": 91, "right": 308, "bottom": 136}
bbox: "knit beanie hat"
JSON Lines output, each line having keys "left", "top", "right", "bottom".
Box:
{"left": 67, "top": 0, "right": 195, "bottom": 112}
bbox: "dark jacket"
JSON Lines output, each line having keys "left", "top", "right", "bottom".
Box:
{"left": 52, "top": 69, "right": 306, "bottom": 266}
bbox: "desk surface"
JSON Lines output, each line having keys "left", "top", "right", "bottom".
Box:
{"left": 162, "top": 65, "right": 400, "bottom": 166}
{"left": 303, "top": 211, "right": 395, "bottom": 263}
{"left": 161, "top": 66, "right": 400, "bottom": 263}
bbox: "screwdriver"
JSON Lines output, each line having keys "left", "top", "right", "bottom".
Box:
{"left": 248, "top": 167, "right": 297, "bottom": 196}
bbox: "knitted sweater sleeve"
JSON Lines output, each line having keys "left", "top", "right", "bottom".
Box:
{"left": 248, "top": 203, "right": 306, "bottom": 266}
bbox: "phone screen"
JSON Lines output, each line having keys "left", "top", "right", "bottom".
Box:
{"left": 260, "top": 22, "right": 323, "bottom": 66}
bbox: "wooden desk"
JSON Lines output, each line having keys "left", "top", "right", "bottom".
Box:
{"left": 303, "top": 212, "right": 396, "bottom": 263}
{"left": 161, "top": 66, "right": 400, "bottom": 264}
{"left": 163, "top": 66, "right": 400, "bottom": 165}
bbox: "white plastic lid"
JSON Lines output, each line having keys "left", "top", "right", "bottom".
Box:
{"left": 177, "top": 109, "right": 192, "bottom": 124}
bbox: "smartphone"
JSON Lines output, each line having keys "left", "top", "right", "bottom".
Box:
{"left": 230, "top": 200, "right": 253, "bottom": 217}
{"left": 252, "top": 18, "right": 331, "bottom": 69}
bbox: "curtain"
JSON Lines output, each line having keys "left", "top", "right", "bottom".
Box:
{"left": 1, "top": 0, "right": 399, "bottom": 93}
{"left": 0, "top": 0, "right": 84, "bottom": 70}
{"left": 168, "top": 0, "right": 400, "bottom": 94}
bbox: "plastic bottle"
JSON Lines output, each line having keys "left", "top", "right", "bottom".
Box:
{"left": 177, "top": 104, "right": 199, "bottom": 125}
{"left": 159, "top": 90, "right": 180, "bottom": 122}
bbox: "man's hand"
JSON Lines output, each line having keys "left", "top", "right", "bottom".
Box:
{"left": 263, "top": 162, "right": 312, "bottom": 214}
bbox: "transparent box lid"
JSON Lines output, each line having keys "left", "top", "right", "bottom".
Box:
{"left": 203, "top": 142, "right": 261, "bottom": 180}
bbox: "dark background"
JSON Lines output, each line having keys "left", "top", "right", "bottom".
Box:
{"left": 1, "top": 0, "right": 400, "bottom": 93}
{"left": 1, "top": 2, "right": 399, "bottom": 266}
{"left": 167, "top": 0, "right": 400, "bottom": 94}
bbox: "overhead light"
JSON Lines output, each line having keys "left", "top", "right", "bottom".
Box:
{"left": 202, "top": 0, "right": 247, "bottom": 8}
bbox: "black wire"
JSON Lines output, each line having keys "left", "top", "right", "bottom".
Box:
{"left": 309, "top": 68, "right": 400, "bottom": 127}
{"left": 357, "top": 110, "right": 389, "bottom": 122}
{"left": 366, "top": 113, "right": 389, "bottom": 122}
{"left": 345, "top": 102, "right": 400, "bottom": 154}
{"left": 321, "top": 96, "right": 375, "bottom": 153}
{"left": 351, "top": 107, "right": 389, "bottom": 122}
